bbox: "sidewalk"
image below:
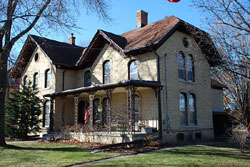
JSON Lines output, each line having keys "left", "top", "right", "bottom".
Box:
{"left": 70, "top": 141, "right": 217, "bottom": 167}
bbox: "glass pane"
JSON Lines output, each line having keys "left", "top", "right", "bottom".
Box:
{"left": 102, "top": 98, "right": 108, "bottom": 125}
{"left": 34, "top": 73, "right": 38, "bottom": 89}
{"left": 130, "top": 61, "right": 139, "bottom": 80}
{"left": 47, "top": 72, "right": 50, "bottom": 88}
{"left": 104, "top": 61, "right": 110, "bottom": 84}
{"left": 180, "top": 93, "right": 187, "bottom": 125}
{"left": 178, "top": 53, "right": 186, "bottom": 80}
{"left": 45, "top": 101, "right": 50, "bottom": 127}
{"left": 189, "top": 94, "right": 196, "bottom": 125}
{"left": 187, "top": 55, "right": 194, "bottom": 82}
{"left": 84, "top": 71, "right": 91, "bottom": 87}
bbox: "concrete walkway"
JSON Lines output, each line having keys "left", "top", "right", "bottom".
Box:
{"left": 70, "top": 142, "right": 216, "bottom": 167}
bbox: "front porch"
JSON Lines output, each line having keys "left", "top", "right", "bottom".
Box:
{"left": 44, "top": 80, "right": 161, "bottom": 143}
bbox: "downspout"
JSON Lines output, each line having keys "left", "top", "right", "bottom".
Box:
{"left": 149, "top": 46, "right": 163, "bottom": 140}
{"left": 164, "top": 54, "right": 169, "bottom": 133}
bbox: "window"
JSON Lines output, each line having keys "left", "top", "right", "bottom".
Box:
{"left": 103, "top": 60, "right": 111, "bottom": 84}
{"left": 178, "top": 52, "right": 186, "bottom": 80}
{"left": 43, "top": 101, "right": 50, "bottom": 128}
{"left": 129, "top": 60, "right": 139, "bottom": 80}
{"left": 34, "top": 53, "right": 39, "bottom": 62}
{"left": 187, "top": 55, "right": 195, "bottom": 82}
{"left": 23, "top": 75, "right": 28, "bottom": 87}
{"left": 179, "top": 93, "right": 187, "bottom": 125}
{"left": 33, "top": 73, "right": 38, "bottom": 89}
{"left": 78, "top": 101, "right": 85, "bottom": 124}
{"left": 84, "top": 70, "right": 91, "bottom": 87}
{"left": 45, "top": 69, "right": 50, "bottom": 88}
{"left": 189, "top": 94, "right": 197, "bottom": 125}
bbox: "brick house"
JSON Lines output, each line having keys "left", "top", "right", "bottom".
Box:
{"left": 12, "top": 10, "right": 223, "bottom": 144}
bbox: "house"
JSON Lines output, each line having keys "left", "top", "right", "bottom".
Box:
{"left": 5, "top": 68, "right": 19, "bottom": 104}
{"left": 12, "top": 10, "right": 223, "bottom": 144}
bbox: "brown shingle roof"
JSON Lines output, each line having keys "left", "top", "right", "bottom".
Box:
{"left": 121, "top": 16, "right": 180, "bottom": 51}
{"left": 30, "top": 35, "right": 85, "bottom": 66}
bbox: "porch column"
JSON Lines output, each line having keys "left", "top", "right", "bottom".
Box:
{"left": 61, "top": 96, "right": 65, "bottom": 126}
{"left": 127, "top": 85, "right": 136, "bottom": 134}
{"left": 49, "top": 97, "right": 54, "bottom": 132}
{"left": 74, "top": 95, "right": 79, "bottom": 125}
{"left": 106, "top": 89, "right": 113, "bottom": 133}
{"left": 88, "top": 92, "right": 95, "bottom": 127}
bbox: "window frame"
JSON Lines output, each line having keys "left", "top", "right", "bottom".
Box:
{"left": 33, "top": 72, "right": 39, "bottom": 89}
{"left": 23, "top": 75, "right": 28, "bottom": 87}
{"left": 84, "top": 70, "right": 91, "bottom": 87}
{"left": 103, "top": 60, "right": 111, "bottom": 84}
{"left": 179, "top": 92, "right": 188, "bottom": 126}
{"left": 187, "top": 54, "right": 195, "bottom": 82}
{"left": 128, "top": 60, "right": 139, "bottom": 80}
{"left": 43, "top": 100, "right": 51, "bottom": 128}
{"left": 178, "top": 52, "right": 186, "bottom": 80}
{"left": 188, "top": 93, "right": 197, "bottom": 125}
{"left": 45, "top": 69, "right": 51, "bottom": 88}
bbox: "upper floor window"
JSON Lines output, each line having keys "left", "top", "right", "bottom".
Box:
{"left": 84, "top": 70, "right": 91, "bottom": 87}
{"left": 34, "top": 53, "right": 39, "bottom": 62}
{"left": 179, "top": 93, "right": 187, "bottom": 125}
{"left": 45, "top": 69, "right": 50, "bottom": 88}
{"left": 189, "top": 94, "right": 197, "bottom": 125}
{"left": 23, "top": 75, "right": 29, "bottom": 87}
{"left": 187, "top": 55, "right": 195, "bottom": 82}
{"left": 129, "top": 60, "right": 139, "bottom": 80}
{"left": 33, "top": 73, "right": 38, "bottom": 89}
{"left": 178, "top": 52, "right": 186, "bottom": 80}
{"left": 103, "top": 60, "right": 110, "bottom": 84}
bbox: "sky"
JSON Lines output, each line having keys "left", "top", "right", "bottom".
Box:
{"left": 13, "top": 0, "right": 205, "bottom": 56}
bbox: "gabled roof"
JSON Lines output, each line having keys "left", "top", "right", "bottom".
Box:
{"left": 77, "top": 16, "right": 221, "bottom": 68}
{"left": 12, "top": 35, "right": 85, "bottom": 78}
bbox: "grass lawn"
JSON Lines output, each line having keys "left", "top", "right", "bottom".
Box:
{"left": 0, "top": 142, "right": 119, "bottom": 167}
{"left": 85, "top": 144, "right": 250, "bottom": 167}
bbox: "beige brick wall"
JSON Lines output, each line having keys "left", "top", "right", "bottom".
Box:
{"left": 21, "top": 47, "right": 56, "bottom": 99}
{"left": 156, "top": 31, "right": 214, "bottom": 142}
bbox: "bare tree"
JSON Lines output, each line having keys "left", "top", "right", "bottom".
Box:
{"left": 191, "top": 0, "right": 250, "bottom": 131}
{"left": 0, "top": 0, "right": 110, "bottom": 146}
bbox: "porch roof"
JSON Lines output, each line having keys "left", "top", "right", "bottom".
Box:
{"left": 44, "top": 80, "right": 161, "bottom": 98}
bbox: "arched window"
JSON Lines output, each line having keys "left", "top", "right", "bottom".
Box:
{"left": 103, "top": 60, "right": 111, "bottom": 84}
{"left": 33, "top": 73, "right": 38, "bottom": 89}
{"left": 84, "top": 70, "right": 91, "bottom": 87}
{"left": 178, "top": 52, "right": 186, "bottom": 80}
{"left": 23, "top": 75, "right": 28, "bottom": 87}
{"left": 180, "top": 93, "right": 187, "bottom": 125}
{"left": 189, "top": 94, "right": 197, "bottom": 125}
{"left": 187, "top": 55, "right": 195, "bottom": 82}
{"left": 45, "top": 69, "right": 50, "bottom": 88}
{"left": 129, "top": 60, "right": 139, "bottom": 80}
{"left": 43, "top": 100, "right": 51, "bottom": 128}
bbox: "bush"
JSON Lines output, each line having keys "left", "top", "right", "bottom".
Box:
{"left": 5, "top": 83, "right": 42, "bottom": 139}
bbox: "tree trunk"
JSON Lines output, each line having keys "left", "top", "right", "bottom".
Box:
{"left": 0, "top": 51, "right": 8, "bottom": 146}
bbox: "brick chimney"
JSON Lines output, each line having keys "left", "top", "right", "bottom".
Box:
{"left": 136, "top": 10, "right": 148, "bottom": 28}
{"left": 69, "top": 33, "right": 75, "bottom": 45}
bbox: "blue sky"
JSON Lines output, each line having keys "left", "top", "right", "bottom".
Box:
{"left": 13, "top": 0, "right": 204, "bottom": 56}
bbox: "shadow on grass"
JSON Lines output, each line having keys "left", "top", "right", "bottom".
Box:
{"left": 3, "top": 144, "right": 90, "bottom": 153}
{"left": 159, "top": 146, "right": 250, "bottom": 161}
